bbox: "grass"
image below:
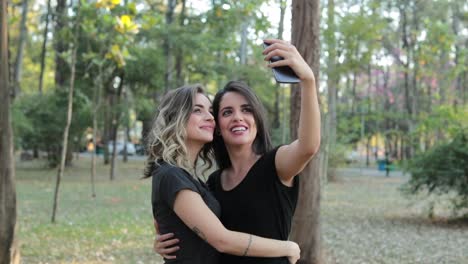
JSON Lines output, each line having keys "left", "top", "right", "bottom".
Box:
{"left": 16, "top": 155, "right": 162, "bottom": 264}
{"left": 322, "top": 168, "right": 468, "bottom": 264}
{"left": 15, "top": 155, "right": 468, "bottom": 263}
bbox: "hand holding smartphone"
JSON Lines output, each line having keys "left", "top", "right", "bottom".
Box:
{"left": 263, "top": 42, "right": 300, "bottom": 84}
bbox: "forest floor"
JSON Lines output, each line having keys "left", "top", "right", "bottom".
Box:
{"left": 15, "top": 154, "right": 468, "bottom": 263}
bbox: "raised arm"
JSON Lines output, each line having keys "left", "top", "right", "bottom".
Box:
{"left": 263, "top": 39, "right": 321, "bottom": 185}
{"left": 173, "top": 189, "right": 300, "bottom": 263}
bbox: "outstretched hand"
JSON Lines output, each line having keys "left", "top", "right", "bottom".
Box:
{"left": 262, "top": 39, "right": 315, "bottom": 82}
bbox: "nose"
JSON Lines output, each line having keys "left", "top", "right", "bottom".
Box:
{"left": 232, "top": 110, "right": 243, "bottom": 121}
{"left": 205, "top": 111, "right": 214, "bottom": 122}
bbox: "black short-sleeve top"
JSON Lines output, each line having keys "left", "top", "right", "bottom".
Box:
{"left": 151, "top": 162, "right": 221, "bottom": 264}
{"left": 207, "top": 147, "right": 299, "bottom": 264}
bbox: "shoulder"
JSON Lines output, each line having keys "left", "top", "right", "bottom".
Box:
{"left": 153, "top": 162, "right": 189, "bottom": 179}
{"left": 152, "top": 162, "right": 194, "bottom": 188}
{"left": 259, "top": 146, "right": 282, "bottom": 165}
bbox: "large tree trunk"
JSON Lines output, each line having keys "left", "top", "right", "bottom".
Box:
{"left": 0, "top": 0, "right": 19, "bottom": 262}
{"left": 38, "top": 0, "right": 51, "bottom": 94}
{"left": 12, "top": 0, "right": 28, "bottom": 97}
{"left": 289, "top": 0, "right": 323, "bottom": 263}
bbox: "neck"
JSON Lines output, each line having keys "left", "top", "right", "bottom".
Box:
{"left": 186, "top": 141, "right": 203, "bottom": 167}
{"left": 225, "top": 144, "right": 259, "bottom": 175}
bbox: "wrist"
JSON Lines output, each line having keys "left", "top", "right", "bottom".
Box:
{"left": 300, "top": 70, "right": 315, "bottom": 83}
{"left": 285, "top": 241, "right": 294, "bottom": 256}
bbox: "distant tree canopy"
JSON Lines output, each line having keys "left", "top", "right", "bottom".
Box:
{"left": 5, "top": 0, "right": 467, "bottom": 168}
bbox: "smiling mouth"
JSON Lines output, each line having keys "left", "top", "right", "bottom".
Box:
{"left": 231, "top": 127, "right": 247, "bottom": 132}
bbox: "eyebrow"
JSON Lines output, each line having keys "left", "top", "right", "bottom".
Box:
{"left": 220, "top": 104, "right": 251, "bottom": 111}
{"left": 194, "top": 104, "right": 208, "bottom": 109}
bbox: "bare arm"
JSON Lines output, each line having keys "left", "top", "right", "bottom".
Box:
{"left": 173, "top": 189, "right": 300, "bottom": 262}
{"left": 263, "top": 39, "right": 321, "bottom": 185}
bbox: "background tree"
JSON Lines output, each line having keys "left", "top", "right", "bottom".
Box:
{"left": 289, "top": 0, "right": 323, "bottom": 263}
{"left": 0, "top": 0, "right": 19, "bottom": 262}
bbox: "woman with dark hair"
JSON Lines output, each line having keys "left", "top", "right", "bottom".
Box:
{"left": 155, "top": 39, "right": 320, "bottom": 264}
{"left": 146, "top": 84, "right": 300, "bottom": 264}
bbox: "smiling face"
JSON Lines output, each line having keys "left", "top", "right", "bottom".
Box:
{"left": 217, "top": 92, "right": 258, "bottom": 148}
{"left": 186, "top": 93, "right": 215, "bottom": 147}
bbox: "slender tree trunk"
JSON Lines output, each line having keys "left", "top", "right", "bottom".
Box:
{"left": 325, "top": 0, "right": 337, "bottom": 182}
{"left": 239, "top": 21, "right": 248, "bottom": 65}
{"left": 51, "top": 43, "right": 77, "bottom": 223}
{"left": 90, "top": 64, "right": 103, "bottom": 198}
{"left": 54, "top": 0, "right": 68, "bottom": 89}
{"left": 163, "top": 0, "right": 176, "bottom": 92}
{"left": 273, "top": 0, "right": 286, "bottom": 130}
{"left": 38, "top": 0, "right": 51, "bottom": 94}
{"left": 175, "top": 0, "right": 186, "bottom": 86}
{"left": 351, "top": 70, "right": 358, "bottom": 114}
{"left": 289, "top": 0, "right": 323, "bottom": 263}
{"left": 0, "top": 0, "right": 19, "bottom": 261}
{"left": 51, "top": 2, "right": 80, "bottom": 221}
{"left": 399, "top": 1, "right": 415, "bottom": 160}
{"left": 122, "top": 88, "right": 130, "bottom": 163}
{"left": 12, "top": 0, "right": 28, "bottom": 97}
{"left": 110, "top": 72, "right": 124, "bottom": 180}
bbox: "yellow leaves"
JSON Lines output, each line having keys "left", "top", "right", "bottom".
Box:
{"left": 95, "top": 0, "right": 121, "bottom": 9}
{"left": 105, "top": 45, "right": 127, "bottom": 68}
{"left": 216, "top": 7, "right": 222, "bottom": 17}
{"left": 115, "top": 15, "right": 139, "bottom": 34}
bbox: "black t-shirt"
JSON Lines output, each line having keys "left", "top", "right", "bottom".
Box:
{"left": 207, "top": 147, "right": 299, "bottom": 264}
{"left": 152, "top": 162, "right": 221, "bottom": 264}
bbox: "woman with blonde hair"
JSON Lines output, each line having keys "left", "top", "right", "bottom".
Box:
{"left": 145, "top": 84, "right": 300, "bottom": 264}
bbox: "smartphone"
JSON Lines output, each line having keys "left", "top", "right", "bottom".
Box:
{"left": 263, "top": 42, "right": 300, "bottom": 84}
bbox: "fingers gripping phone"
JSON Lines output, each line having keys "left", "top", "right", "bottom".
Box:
{"left": 263, "top": 42, "right": 300, "bottom": 84}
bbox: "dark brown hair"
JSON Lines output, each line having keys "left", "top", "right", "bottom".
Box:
{"left": 212, "top": 81, "right": 272, "bottom": 169}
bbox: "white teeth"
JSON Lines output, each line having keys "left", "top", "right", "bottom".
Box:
{"left": 231, "top": 127, "right": 247, "bottom": 132}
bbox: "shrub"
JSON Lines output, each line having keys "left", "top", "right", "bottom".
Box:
{"left": 401, "top": 129, "right": 468, "bottom": 215}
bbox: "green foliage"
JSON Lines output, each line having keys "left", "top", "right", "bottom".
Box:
{"left": 328, "top": 143, "right": 349, "bottom": 169}
{"left": 402, "top": 129, "right": 468, "bottom": 214}
{"left": 12, "top": 90, "right": 92, "bottom": 167}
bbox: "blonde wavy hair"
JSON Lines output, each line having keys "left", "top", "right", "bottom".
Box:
{"left": 143, "top": 84, "right": 213, "bottom": 178}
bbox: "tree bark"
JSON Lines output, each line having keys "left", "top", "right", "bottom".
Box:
{"left": 12, "top": 0, "right": 28, "bottom": 97}
{"left": 1, "top": 0, "right": 19, "bottom": 262}
{"left": 289, "top": 0, "right": 323, "bottom": 263}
